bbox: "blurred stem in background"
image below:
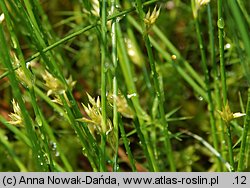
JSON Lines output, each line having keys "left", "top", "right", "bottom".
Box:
{"left": 191, "top": 0, "right": 221, "bottom": 171}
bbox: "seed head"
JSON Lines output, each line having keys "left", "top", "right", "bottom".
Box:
{"left": 107, "top": 91, "right": 135, "bottom": 119}
{"left": 42, "top": 71, "right": 65, "bottom": 96}
{"left": 78, "top": 93, "right": 112, "bottom": 135}
{"left": 218, "top": 102, "right": 245, "bottom": 124}
{"left": 8, "top": 99, "right": 23, "bottom": 125}
{"left": 144, "top": 6, "right": 161, "bottom": 29}
{"left": 66, "top": 75, "right": 77, "bottom": 91}
{"left": 42, "top": 71, "right": 76, "bottom": 96}
{"left": 192, "top": 0, "right": 210, "bottom": 18}
{"left": 198, "top": 0, "right": 210, "bottom": 6}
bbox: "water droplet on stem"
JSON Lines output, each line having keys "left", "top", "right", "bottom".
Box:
{"left": 217, "top": 18, "right": 224, "bottom": 29}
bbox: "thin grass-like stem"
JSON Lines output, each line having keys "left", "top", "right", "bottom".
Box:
{"left": 226, "top": 1, "right": 250, "bottom": 171}
{"left": 207, "top": 3, "right": 226, "bottom": 171}
{"left": 218, "top": 0, "right": 235, "bottom": 171}
{"left": 117, "top": 23, "right": 156, "bottom": 171}
{"left": 0, "top": 131, "right": 28, "bottom": 171}
{"left": 110, "top": 0, "right": 119, "bottom": 172}
{"left": 135, "top": 0, "right": 175, "bottom": 171}
{"left": 100, "top": 0, "right": 108, "bottom": 171}
{"left": 118, "top": 116, "right": 137, "bottom": 171}
{"left": 0, "top": 23, "right": 46, "bottom": 171}
{"left": 127, "top": 15, "right": 208, "bottom": 102}
{"left": 238, "top": 89, "right": 250, "bottom": 171}
{"left": 218, "top": 0, "right": 227, "bottom": 105}
{"left": 191, "top": 0, "right": 221, "bottom": 171}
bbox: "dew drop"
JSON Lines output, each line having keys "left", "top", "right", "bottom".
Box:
{"left": 43, "top": 153, "right": 50, "bottom": 165}
{"left": 116, "top": 164, "right": 120, "bottom": 171}
{"left": 225, "top": 43, "right": 231, "bottom": 49}
{"left": 116, "top": 14, "right": 125, "bottom": 22}
{"left": 217, "top": 18, "right": 224, "bottom": 29}
{"left": 198, "top": 96, "right": 204, "bottom": 101}
{"left": 51, "top": 142, "right": 57, "bottom": 151}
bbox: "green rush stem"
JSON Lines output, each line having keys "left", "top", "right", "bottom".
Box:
{"left": 110, "top": 0, "right": 119, "bottom": 172}
{"left": 226, "top": 0, "right": 250, "bottom": 172}
{"left": 238, "top": 89, "right": 250, "bottom": 171}
{"left": 0, "top": 0, "right": 160, "bottom": 80}
{"left": 127, "top": 14, "right": 206, "bottom": 91}
{"left": 237, "top": 0, "right": 250, "bottom": 26}
{"left": 2, "top": 0, "right": 52, "bottom": 170}
{"left": 64, "top": 93, "right": 100, "bottom": 159}
{"left": 127, "top": 15, "right": 208, "bottom": 102}
{"left": 218, "top": 0, "right": 235, "bottom": 172}
{"left": 0, "top": 0, "right": 71, "bottom": 171}
{"left": 192, "top": 3, "right": 221, "bottom": 171}
{"left": 135, "top": 0, "right": 175, "bottom": 171}
{"left": 152, "top": 26, "right": 206, "bottom": 90}
{"left": 41, "top": 117, "right": 73, "bottom": 172}
{"left": 0, "top": 131, "right": 28, "bottom": 171}
{"left": 0, "top": 115, "right": 31, "bottom": 147}
{"left": 36, "top": 108, "right": 73, "bottom": 172}
{"left": 0, "top": 23, "right": 45, "bottom": 171}
{"left": 60, "top": 95, "right": 98, "bottom": 171}
{"left": 100, "top": 0, "right": 108, "bottom": 172}
{"left": 207, "top": 4, "right": 226, "bottom": 171}
{"left": 35, "top": 88, "right": 86, "bottom": 170}
{"left": 31, "top": 88, "right": 72, "bottom": 171}
{"left": 227, "top": 0, "right": 250, "bottom": 82}
{"left": 117, "top": 24, "right": 156, "bottom": 171}
{"left": 127, "top": 26, "right": 154, "bottom": 96}
{"left": 118, "top": 116, "right": 137, "bottom": 171}
{"left": 1, "top": 0, "right": 49, "bottom": 170}
{"left": 21, "top": 0, "right": 101, "bottom": 167}
{"left": 183, "top": 130, "right": 232, "bottom": 171}
{"left": 34, "top": 87, "right": 67, "bottom": 118}
{"left": 26, "top": 1, "right": 159, "bottom": 62}
{"left": 23, "top": 0, "right": 41, "bottom": 37}
{"left": 29, "top": 88, "right": 55, "bottom": 171}
{"left": 16, "top": 0, "right": 68, "bottom": 88}
{"left": 218, "top": 0, "right": 227, "bottom": 105}
{"left": 225, "top": 123, "right": 235, "bottom": 172}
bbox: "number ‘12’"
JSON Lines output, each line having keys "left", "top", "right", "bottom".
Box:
{"left": 235, "top": 176, "right": 246, "bottom": 184}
